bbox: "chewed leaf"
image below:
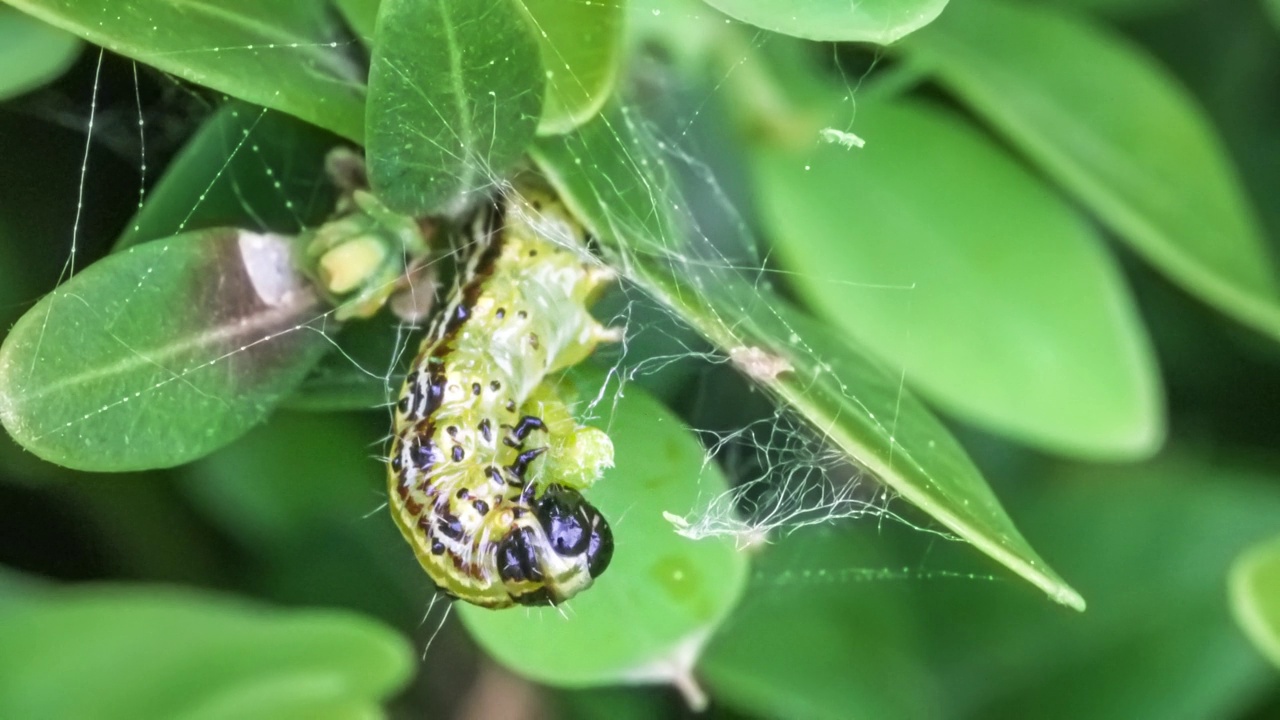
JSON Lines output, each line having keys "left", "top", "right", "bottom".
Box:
{"left": 521, "top": 0, "right": 625, "bottom": 134}
{"left": 0, "top": 6, "right": 80, "bottom": 101}
{"left": 755, "top": 99, "right": 1162, "bottom": 459}
{"left": 0, "top": 229, "right": 335, "bottom": 472}
{"left": 116, "top": 102, "right": 342, "bottom": 252}
{"left": 4, "top": 0, "right": 366, "bottom": 141}
{"left": 0, "top": 585, "right": 412, "bottom": 719}
{"left": 906, "top": 0, "right": 1280, "bottom": 342}
{"left": 366, "top": 0, "right": 544, "bottom": 216}
{"left": 1230, "top": 534, "right": 1280, "bottom": 669}
{"left": 460, "top": 369, "right": 748, "bottom": 686}
{"left": 698, "top": 0, "right": 949, "bottom": 43}
{"left": 533, "top": 105, "right": 1085, "bottom": 610}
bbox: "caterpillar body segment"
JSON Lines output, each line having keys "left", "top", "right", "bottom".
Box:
{"left": 388, "top": 183, "right": 618, "bottom": 609}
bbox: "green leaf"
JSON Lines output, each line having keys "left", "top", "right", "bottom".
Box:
{"left": 918, "top": 457, "right": 1280, "bottom": 719}
{"left": 116, "top": 102, "right": 342, "bottom": 252}
{"left": 0, "top": 229, "right": 335, "bottom": 471}
{"left": 0, "top": 6, "right": 79, "bottom": 101}
{"left": 533, "top": 106, "right": 1085, "bottom": 610}
{"left": 907, "top": 0, "right": 1280, "bottom": 342}
{"left": 1231, "top": 534, "right": 1280, "bottom": 669}
{"left": 701, "top": 528, "right": 935, "bottom": 719}
{"left": 698, "top": 0, "right": 949, "bottom": 43}
{"left": 0, "top": 586, "right": 412, "bottom": 719}
{"left": 521, "top": 0, "right": 625, "bottom": 134}
{"left": 343, "top": 0, "right": 620, "bottom": 135}
{"left": 754, "top": 99, "right": 1162, "bottom": 459}
{"left": 2, "top": 0, "right": 366, "bottom": 140}
{"left": 365, "top": 0, "right": 545, "bottom": 216}
{"left": 460, "top": 369, "right": 749, "bottom": 687}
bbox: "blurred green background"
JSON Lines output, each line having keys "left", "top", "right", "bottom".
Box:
{"left": 2, "top": 0, "right": 1280, "bottom": 718}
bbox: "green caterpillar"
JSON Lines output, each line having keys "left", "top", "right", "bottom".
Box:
{"left": 387, "top": 181, "right": 618, "bottom": 609}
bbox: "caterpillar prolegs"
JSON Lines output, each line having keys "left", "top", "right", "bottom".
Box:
{"left": 388, "top": 181, "right": 619, "bottom": 609}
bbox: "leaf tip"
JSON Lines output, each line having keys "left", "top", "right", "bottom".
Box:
{"left": 1053, "top": 585, "right": 1087, "bottom": 613}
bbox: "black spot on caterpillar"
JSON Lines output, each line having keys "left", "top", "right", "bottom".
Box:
{"left": 388, "top": 181, "right": 619, "bottom": 609}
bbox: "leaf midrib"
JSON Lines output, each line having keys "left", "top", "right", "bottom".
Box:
{"left": 0, "top": 290, "right": 321, "bottom": 410}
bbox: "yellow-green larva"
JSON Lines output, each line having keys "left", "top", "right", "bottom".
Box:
{"left": 388, "top": 182, "right": 618, "bottom": 609}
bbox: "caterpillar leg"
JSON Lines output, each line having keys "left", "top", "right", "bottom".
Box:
{"left": 517, "top": 381, "right": 613, "bottom": 493}
{"left": 494, "top": 381, "right": 615, "bottom": 607}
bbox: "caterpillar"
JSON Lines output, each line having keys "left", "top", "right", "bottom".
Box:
{"left": 387, "top": 180, "right": 619, "bottom": 609}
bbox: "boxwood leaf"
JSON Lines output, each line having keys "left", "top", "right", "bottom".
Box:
{"left": 907, "top": 0, "right": 1280, "bottom": 341}
{"left": 698, "top": 0, "right": 949, "bottom": 43}
{"left": 521, "top": 0, "right": 625, "bottom": 134}
{"left": 532, "top": 105, "right": 1085, "bottom": 610}
{"left": 0, "top": 586, "right": 412, "bottom": 719}
{"left": 460, "top": 369, "right": 749, "bottom": 687}
{"left": 365, "top": 0, "right": 544, "bottom": 216}
{"left": 0, "top": 6, "right": 79, "bottom": 101}
{"left": 2, "top": 0, "right": 366, "bottom": 140}
{"left": 0, "top": 229, "right": 335, "bottom": 471}
{"left": 1230, "top": 534, "right": 1280, "bottom": 669}
{"left": 753, "top": 99, "right": 1162, "bottom": 459}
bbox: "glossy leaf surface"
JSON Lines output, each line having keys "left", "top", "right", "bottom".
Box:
{"left": 365, "top": 0, "right": 544, "bottom": 215}
{"left": 755, "top": 99, "right": 1162, "bottom": 458}
{"left": 533, "top": 106, "right": 1084, "bottom": 610}
{"left": 0, "top": 586, "right": 412, "bottom": 719}
{"left": 0, "top": 5, "right": 79, "bottom": 100}
{"left": 0, "top": 229, "right": 334, "bottom": 471}
{"left": 522, "top": 0, "right": 625, "bottom": 134}
{"left": 908, "top": 0, "right": 1280, "bottom": 341}
{"left": 699, "top": 0, "right": 948, "bottom": 43}
{"left": 3, "top": 0, "right": 367, "bottom": 140}
{"left": 342, "top": 0, "right": 622, "bottom": 135}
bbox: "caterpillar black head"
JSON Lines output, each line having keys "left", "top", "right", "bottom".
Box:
{"left": 497, "top": 483, "right": 613, "bottom": 606}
